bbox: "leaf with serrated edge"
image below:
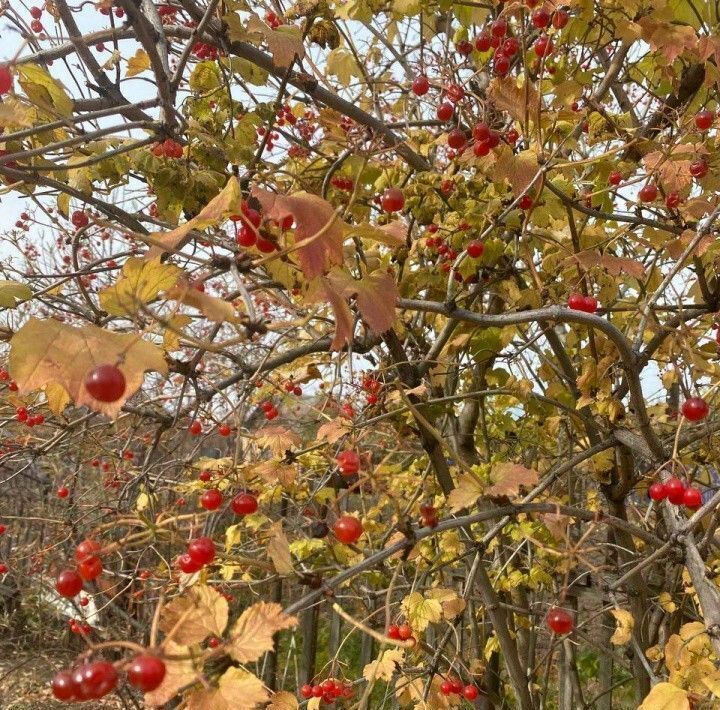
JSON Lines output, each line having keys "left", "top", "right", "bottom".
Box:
{"left": 227, "top": 602, "right": 297, "bottom": 663}
{"left": 363, "top": 648, "right": 404, "bottom": 682}
{"left": 186, "top": 668, "right": 269, "bottom": 710}
{"left": 447, "top": 474, "right": 484, "bottom": 513}
{"left": 255, "top": 426, "right": 301, "bottom": 457}
{"left": 159, "top": 584, "right": 229, "bottom": 646}
{"left": 267, "top": 691, "right": 299, "bottom": 709}
{"left": 487, "top": 463, "right": 539, "bottom": 498}
{"left": 401, "top": 592, "right": 442, "bottom": 632}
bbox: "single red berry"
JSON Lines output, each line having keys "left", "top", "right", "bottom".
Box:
{"left": 518, "top": 194, "right": 533, "bottom": 210}
{"left": 0, "top": 66, "right": 12, "bottom": 95}
{"left": 682, "top": 397, "right": 709, "bottom": 421}
{"left": 30, "top": 6, "right": 43, "bottom": 18}
{"left": 200, "top": 488, "right": 223, "bottom": 511}
{"left": 75, "top": 539, "right": 101, "bottom": 562}
{"left": 690, "top": 158, "right": 709, "bottom": 179}
{"left": 51, "top": 671, "right": 78, "bottom": 701}
{"left": 447, "top": 128, "right": 466, "bottom": 150}
{"left": 502, "top": 37, "right": 519, "bottom": 56}
{"left": 412, "top": 75, "right": 430, "bottom": 96}
{"left": 231, "top": 492, "right": 258, "bottom": 516}
{"left": 474, "top": 141, "right": 490, "bottom": 157}
{"left": 532, "top": 8, "right": 550, "bottom": 27}
{"left": 84, "top": 364, "right": 126, "bottom": 402}
{"left": 57, "top": 486, "right": 70, "bottom": 499}
{"left": 506, "top": 127, "right": 519, "bottom": 144}
{"left": 463, "top": 685, "right": 479, "bottom": 700}
{"left": 56, "top": 569, "right": 83, "bottom": 598}
{"left": 301, "top": 684, "right": 314, "bottom": 699}
{"left": 648, "top": 482, "right": 667, "bottom": 501}
{"left": 236, "top": 225, "right": 257, "bottom": 247}
{"left": 333, "top": 515, "right": 363, "bottom": 544}
{"left": 534, "top": 34, "right": 553, "bottom": 57}
{"left": 546, "top": 607, "right": 574, "bottom": 634}
{"left": 456, "top": 40, "right": 474, "bottom": 56}
{"left": 381, "top": 187, "right": 405, "bottom": 212}
{"left": 396, "top": 624, "right": 413, "bottom": 640}
{"left": 695, "top": 109, "right": 714, "bottom": 131}
{"left": 127, "top": 655, "right": 166, "bottom": 692}
{"left": 437, "top": 102, "right": 454, "bottom": 121}
{"left": 582, "top": 295, "right": 598, "bottom": 313}
{"left": 467, "top": 240, "right": 484, "bottom": 259}
{"left": 178, "top": 552, "right": 203, "bottom": 573}
{"left": 683, "top": 486, "right": 702, "bottom": 510}
{"left": 638, "top": 184, "right": 658, "bottom": 202}
{"left": 199, "top": 470, "right": 211, "bottom": 482}
{"left": 189, "top": 420, "right": 202, "bottom": 435}
{"left": 16, "top": 406, "right": 28, "bottom": 422}
{"left": 608, "top": 170, "right": 622, "bottom": 186}
{"left": 311, "top": 685, "right": 323, "bottom": 697}
{"left": 490, "top": 18, "right": 507, "bottom": 37}
{"left": 450, "top": 678, "right": 464, "bottom": 694}
{"left": 446, "top": 83, "right": 465, "bottom": 102}
{"left": 475, "top": 32, "right": 491, "bottom": 52}
{"left": 552, "top": 9, "right": 569, "bottom": 28}
{"left": 665, "top": 477, "right": 686, "bottom": 505}
{"left": 187, "top": 537, "right": 215, "bottom": 566}
{"left": 666, "top": 191, "right": 681, "bottom": 209}
{"left": 77, "top": 555, "right": 103, "bottom": 581}
{"left": 336, "top": 450, "right": 361, "bottom": 476}
{"left": 440, "top": 680, "right": 453, "bottom": 695}
{"left": 218, "top": 424, "right": 232, "bottom": 436}
{"left": 0, "top": 525, "right": 5, "bottom": 535}
{"left": 387, "top": 624, "right": 401, "bottom": 639}
{"left": 73, "top": 661, "right": 118, "bottom": 699}
{"left": 494, "top": 54, "right": 510, "bottom": 76}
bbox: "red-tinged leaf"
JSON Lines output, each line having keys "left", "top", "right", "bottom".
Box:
{"left": 146, "top": 177, "right": 243, "bottom": 259}
{"left": 487, "top": 76, "right": 540, "bottom": 124}
{"left": 698, "top": 35, "right": 720, "bottom": 66}
{"left": 643, "top": 145, "right": 706, "bottom": 195}
{"left": 251, "top": 188, "right": 343, "bottom": 279}
{"left": 492, "top": 146, "right": 541, "bottom": 196}
{"left": 487, "top": 463, "right": 539, "bottom": 498}
{"left": 255, "top": 426, "right": 301, "bottom": 456}
{"left": 570, "top": 250, "right": 645, "bottom": 280}
{"left": 317, "top": 417, "right": 352, "bottom": 444}
{"left": 637, "top": 17, "right": 698, "bottom": 63}
{"left": 666, "top": 229, "right": 713, "bottom": 260}
{"left": 306, "top": 276, "right": 354, "bottom": 350}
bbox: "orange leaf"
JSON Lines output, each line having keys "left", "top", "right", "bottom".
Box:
{"left": 186, "top": 668, "right": 269, "bottom": 710}
{"left": 159, "top": 584, "right": 229, "bottom": 646}
{"left": 227, "top": 602, "right": 298, "bottom": 664}
{"left": 637, "top": 17, "right": 697, "bottom": 63}
{"left": 571, "top": 250, "right": 645, "bottom": 280}
{"left": 487, "top": 76, "right": 540, "bottom": 124}
{"left": 305, "top": 276, "right": 354, "bottom": 350}
{"left": 246, "top": 14, "right": 304, "bottom": 68}
{"left": 492, "top": 146, "right": 541, "bottom": 196}
{"left": 255, "top": 426, "right": 301, "bottom": 456}
{"left": 487, "top": 463, "right": 539, "bottom": 498}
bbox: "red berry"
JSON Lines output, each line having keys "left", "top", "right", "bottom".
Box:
{"left": 546, "top": 607, "right": 573, "bottom": 634}
{"left": 463, "top": 685, "right": 479, "bottom": 700}
{"left": 446, "top": 83, "right": 465, "bottom": 102}
{"left": 236, "top": 225, "right": 257, "bottom": 247}
{"left": 256, "top": 236, "right": 276, "bottom": 253}
{"left": 0, "top": 66, "right": 12, "bottom": 95}
{"left": 301, "top": 684, "right": 314, "bottom": 699}
{"left": 333, "top": 515, "right": 363, "bottom": 544}
{"left": 387, "top": 624, "right": 401, "bottom": 639}
{"left": 450, "top": 678, "right": 464, "bottom": 694}
{"left": 665, "top": 478, "right": 686, "bottom": 505}
{"left": 608, "top": 170, "right": 622, "bottom": 186}
{"left": 178, "top": 552, "right": 203, "bottom": 573}
{"left": 56, "top": 569, "right": 83, "bottom": 598}
{"left": 30, "top": 6, "right": 43, "bottom": 18}
{"left": 51, "top": 671, "right": 78, "bottom": 701}
{"left": 518, "top": 194, "right": 533, "bottom": 210}
{"left": 494, "top": 54, "right": 510, "bottom": 76}
{"left": 336, "top": 450, "right": 361, "bottom": 475}
{"left": 695, "top": 109, "right": 714, "bottom": 131}
{"left": 127, "top": 656, "right": 166, "bottom": 692}
{"left": 506, "top": 128, "right": 519, "bottom": 144}
{"left": 502, "top": 37, "right": 519, "bottom": 56}
{"left": 447, "top": 128, "right": 466, "bottom": 150}
{"left": 531, "top": 8, "right": 550, "bottom": 27}
{"left": 200, "top": 488, "right": 223, "bottom": 511}
{"left": 84, "top": 364, "right": 126, "bottom": 402}
{"left": 381, "top": 187, "right": 405, "bottom": 213}
{"left": 690, "top": 158, "right": 709, "bottom": 179}
{"left": 189, "top": 420, "right": 202, "bottom": 435}
{"left": 187, "top": 537, "right": 215, "bottom": 565}
{"left": 218, "top": 424, "right": 231, "bottom": 437}
{"left": 16, "top": 406, "right": 27, "bottom": 422}
{"left": 77, "top": 555, "right": 103, "bottom": 581}
{"left": 648, "top": 482, "right": 667, "bottom": 501}
{"left": 638, "top": 184, "right": 658, "bottom": 202}
{"left": 683, "top": 486, "right": 702, "bottom": 510}
{"left": 552, "top": 9, "right": 569, "bottom": 28}
{"left": 437, "top": 102, "right": 454, "bottom": 121}
{"left": 397, "top": 624, "right": 413, "bottom": 640}
{"left": 440, "top": 680, "right": 453, "bottom": 695}
{"left": 75, "top": 539, "right": 101, "bottom": 561}
{"left": 490, "top": 19, "right": 507, "bottom": 37}
{"left": 0, "top": 525, "right": 5, "bottom": 535}
{"left": 534, "top": 34, "right": 553, "bottom": 57}
{"left": 474, "top": 141, "right": 490, "bottom": 157}
{"left": 582, "top": 295, "right": 598, "bottom": 313}
{"left": 682, "top": 397, "right": 709, "bottom": 421}
{"left": 73, "top": 661, "right": 118, "bottom": 699}
{"left": 412, "top": 75, "right": 430, "bottom": 96}
{"left": 467, "top": 240, "right": 484, "bottom": 258}
{"left": 57, "top": 486, "right": 69, "bottom": 499}
{"left": 475, "top": 32, "right": 491, "bottom": 52}
{"left": 231, "top": 492, "right": 258, "bottom": 516}
{"left": 666, "top": 191, "right": 681, "bottom": 209}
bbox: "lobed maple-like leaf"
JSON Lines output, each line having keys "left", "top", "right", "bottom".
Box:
{"left": 227, "top": 601, "right": 297, "bottom": 664}
{"left": 185, "top": 668, "right": 269, "bottom": 710}
{"left": 159, "top": 584, "right": 229, "bottom": 646}
{"left": 251, "top": 188, "right": 344, "bottom": 279}
{"left": 638, "top": 17, "right": 697, "bottom": 63}
{"left": 255, "top": 426, "right": 301, "bottom": 457}
{"left": 570, "top": 249, "right": 645, "bottom": 280}
{"left": 486, "top": 463, "right": 539, "bottom": 498}
{"left": 363, "top": 648, "right": 405, "bottom": 682}
{"left": 8, "top": 317, "right": 167, "bottom": 418}
{"left": 305, "top": 276, "right": 354, "bottom": 350}
{"left": 245, "top": 14, "right": 304, "bottom": 67}
{"left": 487, "top": 76, "right": 541, "bottom": 124}
{"left": 400, "top": 591, "right": 442, "bottom": 632}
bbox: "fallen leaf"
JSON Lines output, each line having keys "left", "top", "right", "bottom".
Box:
{"left": 227, "top": 602, "right": 297, "bottom": 663}
{"left": 144, "top": 640, "right": 196, "bottom": 707}
{"left": 126, "top": 48, "right": 151, "bottom": 77}
{"left": 638, "top": 682, "right": 689, "bottom": 710}
{"left": 159, "top": 584, "right": 229, "bottom": 646}
{"left": 610, "top": 609, "right": 634, "bottom": 645}
{"left": 487, "top": 463, "right": 539, "bottom": 498}
{"left": 251, "top": 188, "right": 344, "bottom": 279}
{"left": 487, "top": 76, "right": 541, "bottom": 124}
{"left": 401, "top": 591, "right": 442, "bottom": 632}
{"left": 267, "top": 521, "right": 294, "bottom": 575}
{"left": 9, "top": 317, "right": 167, "bottom": 418}
{"left": 363, "top": 648, "right": 404, "bottom": 682}
{"left": 255, "top": 426, "right": 301, "bottom": 456}
{"left": 186, "top": 668, "right": 269, "bottom": 710}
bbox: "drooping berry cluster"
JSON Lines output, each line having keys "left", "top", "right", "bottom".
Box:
{"left": 439, "top": 677, "right": 479, "bottom": 700}
{"left": 151, "top": 138, "right": 183, "bottom": 159}
{"left": 648, "top": 478, "right": 702, "bottom": 510}
{"left": 300, "top": 678, "right": 354, "bottom": 703}
{"left": 177, "top": 536, "right": 215, "bottom": 573}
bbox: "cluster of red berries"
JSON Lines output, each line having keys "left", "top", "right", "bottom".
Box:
{"left": 283, "top": 380, "right": 303, "bottom": 396}
{"left": 256, "top": 125, "right": 281, "bottom": 151}
{"left": 156, "top": 4, "right": 176, "bottom": 17}
{"left": 192, "top": 42, "right": 219, "bottom": 60}
{"left": 55, "top": 540, "right": 104, "bottom": 598}
{"left": 362, "top": 375, "right": 382, "bottom": 404}
{"left": 151, "top": 139, "right": 183, "bottom": 159}
{"left": 68, "top": 618, "right": 92, "bottom": 635}
{"left": 387, "top": 623, "right": 415, "bottom": 642}
{"left": 419, "top": 503, "right": 439, "bottom": 528}
{"left": 265, "top": 10, "right": 282, "bottom": 28}
{"left": 51, "top": 655, "right": 166, "bottom": 702}
{"left": 177, "top": 536, "right": 215, "bottom": 573}
{"left": 97, "top": 4, "right": 124, "bottom": 17}
{"left": 15, "top": 407, "right": 45, "bottom": 427}
{"left": 274, "top": 103, "right": 298, "bottom": 127}
{"left": 261, "top": 401, "right": 279, "bottom": 420}
{"left": 330, "top": 175, "right": 354, "bottom": 192}
{"left": 439, "top": 677, "right": 479, "bottom": 700}
{"left": 336, "top": 450, "right": 360, "bottom": 476}
{"left": 567, "top": 293, "right": 598, "bottom": 313}
{"left": 648, "top": 478, "right": 702, "bottom": 509}
{"left": 300, "top": 679, "right": 354, "bottom": 703}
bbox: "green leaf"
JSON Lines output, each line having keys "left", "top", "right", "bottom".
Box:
{"left": 228, "top": 57, "right": 269, "bottom": 85}
{"left": 0, "top": 280, "right": 32, "bottom": 308}
{"left": 189, "top": 61, "right": 221, "bottom": 93}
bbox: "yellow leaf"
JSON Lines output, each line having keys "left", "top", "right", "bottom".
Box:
{"left": 268, "top": 691, "right": 299, "bottom": 709}
{"left": 9, "top": 317, "right": 167, "bottom": 419}
{"left": 426, "top": 588, "right": 466, "bottom": 620}
{"left": 17, "top": 64, "right": 73, "bottom": 117}
{"left": 492, "top": 146, "right": 541, "bottom": 196}
{"left": 702, "top": 670, "right": 720, "bottom": 697}
{"left": 99, "top": 257, "right": 181, "bottom": 316}
{"left": 144, "top": 640, "right": 196, "bottom": 707}
{"left": 0, "top": 97, "right": 34, "bottom": 128}
{"left": 638, "top": 682, "right": 690, "bottom": 710}
{"left": 159, "top": 585, "right": 229, "bottom": 646}
{"left": 254, "top": 459, "right": 297, "bottom": 486}
{"left": 186, "top": 668, "right": 269, "bottom": 710}
{"left": 245, "top": 14, "right": 305, "bottom": 67}
{"left": 267, "top": 521, "right": 294, "bottom": 576}
{"left": 401, "top": 591, "right": 443, "bottom": 632}
{"left": 227, "top": 601, "right": 297, "bottom": 664}
{"left": 255, "top": 426, "right": 301, "bottom": 457}
{"left": 447, "top": 474, "right": 484, "bottom": 513}
{"left": 326, "top": 47, "right": 362, "bottom": 86}
{"left": 659, "top": 592, "right": 677, "bottom": 613}
{"left": 163, "top": 314, "right": 192, "bottom": 351}
{"left": 610, "top": 609, "right": 634, "bottom": 645}
{"left": 166, "top": 279, "right": 239, "bottom": 323}
{"left": 316, "top": 417, "right": 351, "bottom": 444}
{"left": 126, "top": 49, "right": 151, "bottom": 78}
{"left": 362, "top": 648, "right": 404, "bottom": 682}
{"left": 345, "top": 221, "right": 407, "bottom": 247}
{"left": 44, "top": 382, "right": 70, "bottom": 416}
{"left": 135, "top": 490, "right": 155, "bottom": 512}
{"left": 0, "top": 280, "right": 32, "bottom": 308}
{"left": 147, "top": 177, "right": 243, "bottom": 258}
{"left": 487, "top": 463, "right": 539, "bottom": 498}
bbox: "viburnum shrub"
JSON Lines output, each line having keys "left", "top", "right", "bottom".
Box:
{"left": 0, "top": 1, "right": 719, "bottom": 708}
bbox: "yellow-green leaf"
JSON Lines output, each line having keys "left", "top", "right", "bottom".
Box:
{"left": 0, "top": 280, "right": 32, "bottom": 308}
{"left": 17, "top": 64, "right": 73, "bottom": 117}
{"left": 401, "top": 591, "right": 443, "bottom": 632}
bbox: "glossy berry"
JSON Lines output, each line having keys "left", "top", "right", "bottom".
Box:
{"left": 333, "top": 515, "right": 363, "bottom": 544}
{"left": 467, "top": 240, "right": 484, "bottom": 259}
{"left": 381, "top": 187, "right": 405, "bottom": 213}
{"left": 518, "top": 194, "right": 533, "bottom": 210}
{"left": 456, "top": 40, "right": 474, "bottom": 56}
{"left": 336, "top": 450, "right": 360, "bottom": 475}
{"left": 56, "top": 569, "right": 83, "bottom": 598}
{"left": 77, "top": 555, "right": 103, "bottom": 581}
{"left": 187, "top": 536, "right": 215, "bottom": 565}
{"left": 638, "top": 184, "right": 658, "bottom": 202}
{"left": 411, "top": 74, "right": 430, "bottom": 96}
{"left": 490, "top": 19, "right": 507, "bottom": 37}
{"left": 475, "top": 32, "right": 491, "bottom": 52}
{"left": 446, "top": 83, "right": 465, "bottom": 102}
{"left": 665, "top": 478, "right": 686, "bottom": 505}
{"left": 218, "top": 424, "right": 232, "bottom": 437}
{"left": 200, "top": 488, "right": 223, "bottom": 511}
{"left": 695, "top": 110, "right": 714, "bottom": 130}
{"left": 608, "top": 170, "right": 622, "bottom": 186}
{"left": 189, "top": 420, "right": 202, "bottom": 435}
{"left": 84, "top": 364, "right": 126, "bottom": 402}
{"left": 494, "top": 54, "right": 510, "bottom": 76}
{"left": 387, "top": 624, "right": 401, "bottom": 639}
{"left": 127, "top": 656, "right": 166, "bottom": 692}
{"left": 72, "top": 661, "right": 118, "bottom": 700}
{"left": 231, "top": 492, "right": 258, "bottom": 516}
{"left": 682, "top": 397, "right": 709, "bottom": 421}
{"left": 437, "top": 102, "right": 453, "bottom": 121}
{"left": 666, "top": 191, "right": 681, "bottom": 209}
{"left": 0, "top": 66, "right": 12, "bottom": 95}
{"left": 464, "top": 685, "right": 479, "bottom": 700}
{"left": 75, "top": 539, "right": 101, "bottom": 561}
{"left": 440, "top": 680, "right": 453, "bottom": 695}
{"left": 301, "top": 684, "right": 314, "bottom": 699}
{"left": 51, "top": 671, "right": 77, "bottom": 701}
{"left": 552, "top": 9, "right": 570, "bottom": 28}
{"left": 397, "top": 623, "right": 413, "bottom": 640}
{"left": 531, "top": 8, "right": 550, "bottom": 27}
{"left": 534, "top": 35, "right": 553, "bottom": 57}
{"left": 648, "top": 482, "right": 667, "bottom": 501}
{"left": 546, "top": 607, "right": 574, "bottom": 634}
{"left": 502, "top": 37, "right": 519, "bottom": 56}
{"left": 447, "top": 128, "right": 466, "bottom": 150}
{"left": 683, "top": 486, "right": 702, "bottom": 510}
{"left": 178, "top": 552, "right": 203, "bottom": 573}
{"left": 689, "top": 159, "right": 709, "bottom": 179}
{"left": 57, "top": 486, "right": 69, "bottom": 499}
